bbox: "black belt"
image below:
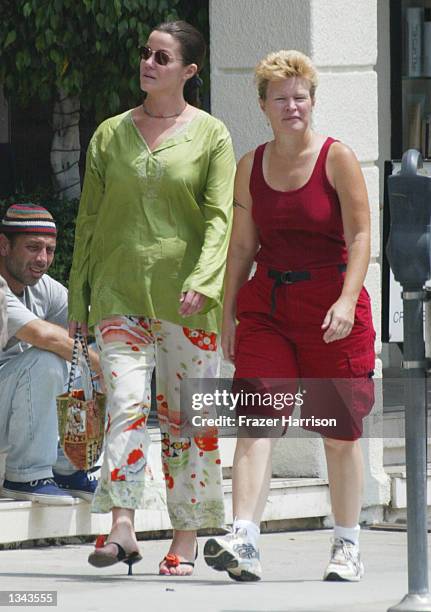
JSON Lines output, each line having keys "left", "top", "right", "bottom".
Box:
{"left": 268, "top": 264, "right": 347, "bottom": 314}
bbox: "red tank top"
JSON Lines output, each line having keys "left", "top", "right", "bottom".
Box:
{"left": 250, "top": 137, "right": 348, "bottom": 271}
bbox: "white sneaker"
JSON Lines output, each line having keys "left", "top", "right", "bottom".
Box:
{"left": 204, "top": 528, "right": 262, "bottom": 581}
{"left": 323, "top": 537, "right": 364, "bottom": 582}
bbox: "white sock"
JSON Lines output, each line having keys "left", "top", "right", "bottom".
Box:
{"left": 334, "top": 524, "right": 360, "bottom": 546}
{"left": 232, "top": 518, "right": 260, "bottom": 548}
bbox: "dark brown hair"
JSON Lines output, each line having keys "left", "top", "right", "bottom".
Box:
{"left": 154, "top": 20, "right": 206, "bottom": 107}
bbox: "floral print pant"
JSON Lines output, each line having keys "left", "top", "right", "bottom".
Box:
{"left": 93, "top": 316, "right": 225, "bottom": 530}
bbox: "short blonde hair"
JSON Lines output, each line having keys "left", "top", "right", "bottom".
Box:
{"left": 255, "top": 50, "right": 318, "bottom": 100}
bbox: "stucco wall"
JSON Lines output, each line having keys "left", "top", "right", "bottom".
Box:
{"left": 210, "top": 0, "right": 311, "bottom": 159}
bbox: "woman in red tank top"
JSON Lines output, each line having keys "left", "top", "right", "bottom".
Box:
{"left": 204, "top": 50, "right": 375, "bottom": 583}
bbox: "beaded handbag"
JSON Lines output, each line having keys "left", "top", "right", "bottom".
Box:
{"left": 56, "top": 331, "right": 106, "bottom": 470}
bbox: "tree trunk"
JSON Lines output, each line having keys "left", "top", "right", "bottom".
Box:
{"left": 50, "top": 88, "right": 81, "bottom": 200}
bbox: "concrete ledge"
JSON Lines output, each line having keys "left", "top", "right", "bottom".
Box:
{"left": 4, "top": 467, "right": 423, "bottom": 545}
{"left": 383, "top": 411, "right": 431, "bottom": 465}
{"left": 0, "top": 477, "right": 330, "bottom": 546}
{"left": 386, "top": 465, "right": 431, "bottom": 509}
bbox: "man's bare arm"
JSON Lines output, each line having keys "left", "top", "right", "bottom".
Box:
{"left": 16, "top": 319, "right": 101, "bottom": 373}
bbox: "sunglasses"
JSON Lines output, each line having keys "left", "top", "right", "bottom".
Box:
{"left": 139, "top": 46, "right": 179, "bottom": 66}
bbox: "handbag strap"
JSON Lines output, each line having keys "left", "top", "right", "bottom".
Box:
{"left": 67, "top": 330, "right": 96, "bottom": 395}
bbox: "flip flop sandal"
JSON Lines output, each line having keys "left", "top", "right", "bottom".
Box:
{"left": 159, "top": 541, "right": 198, "bottom": 576}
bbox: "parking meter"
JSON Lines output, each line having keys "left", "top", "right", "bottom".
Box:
{"left": 386, "top": 149, "right": 431, "bottom": 290}
{"left": 386, "top": 149, "right": 431, "bottom": 612}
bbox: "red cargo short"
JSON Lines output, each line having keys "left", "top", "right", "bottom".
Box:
{"left": 233, "top": 264, "right": 376, "bottom": 440}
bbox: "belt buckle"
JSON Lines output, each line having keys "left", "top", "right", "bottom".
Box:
{"left": 280, "top": 270, "right": 293, "bottom": 284}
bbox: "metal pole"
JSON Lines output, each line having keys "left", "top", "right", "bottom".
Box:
{"left": 387, "top": 146, "right": 431, "bottom": 611}
{"left": 388, "top": 290, "right": 431, "bottom": 612}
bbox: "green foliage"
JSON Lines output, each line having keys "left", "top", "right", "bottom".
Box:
{"left": 0, "top": 0, "right": 189, "bottom": 120}
{"left": 1, "top": 1, "right": 210, "bottom": 211}
{"left": 0, "top": 193, "right": 79, "bottom": 287}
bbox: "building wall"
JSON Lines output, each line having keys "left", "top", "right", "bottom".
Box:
{"left": 210, "top": 0, "right": 390, "bottom": 513}
{"left": 376, "top": 0, "right": 402, "bottom": 371}
{"left": 376, "top": 0, "right": 392, "bottom": 200}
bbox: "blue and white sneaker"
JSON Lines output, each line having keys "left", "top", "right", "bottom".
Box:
{"left": 53, "top": 470, "right": 98, "bottom": 502}
{"left": 1, "top": 478, "right": 77, "bottom": 505}
{"left": 323, "top": 537, "right": 364, "bottom": 582}
{"left": 204, "top": 528, "right": 262, "bottom": 581}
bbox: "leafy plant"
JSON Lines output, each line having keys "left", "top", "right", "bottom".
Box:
{"left": 0, "top": 1, "right": 210, "bottom": 198}
{"left": 0, "top": 0, "right": 184, "bottom": 121}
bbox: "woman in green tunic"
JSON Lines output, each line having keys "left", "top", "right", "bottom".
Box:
{"left": 68, "top": 21, "right": 235, "bottom": 575}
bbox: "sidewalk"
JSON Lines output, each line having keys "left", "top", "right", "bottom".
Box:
{"left": 0, "top": 528, "right": 426, "bottom": 612}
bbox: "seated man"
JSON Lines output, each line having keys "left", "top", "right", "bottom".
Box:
{"left": 0, "top": 203, "right": 102, "bottom": 505}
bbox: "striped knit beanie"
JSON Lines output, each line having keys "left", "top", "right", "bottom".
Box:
{"left": 0, "top": 203, "right": 57, "bottom": 235}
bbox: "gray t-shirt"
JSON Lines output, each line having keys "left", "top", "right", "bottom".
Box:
{"left": 0, "top": 274, "right": 68, "bottom": 367}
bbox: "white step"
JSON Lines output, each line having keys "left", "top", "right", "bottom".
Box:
{"left": 383, "top": 411, "right": 431, "bottom": 466}
{"left": 386, "top": 465, "right": 431, "bottom": 509}
{"left": 0, "top": 477, "right": 330, "bottom": 545}
{"left": 384, "top": 464, "right": 431, "bottom": 523}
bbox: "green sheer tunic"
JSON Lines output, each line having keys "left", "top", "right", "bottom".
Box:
{"left": 68, "top": 109, "right": 235, "bottom": 333}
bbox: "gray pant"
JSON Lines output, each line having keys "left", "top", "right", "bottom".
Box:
{"left": 0, "top": 347, "right": 76, "bottom": 482}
